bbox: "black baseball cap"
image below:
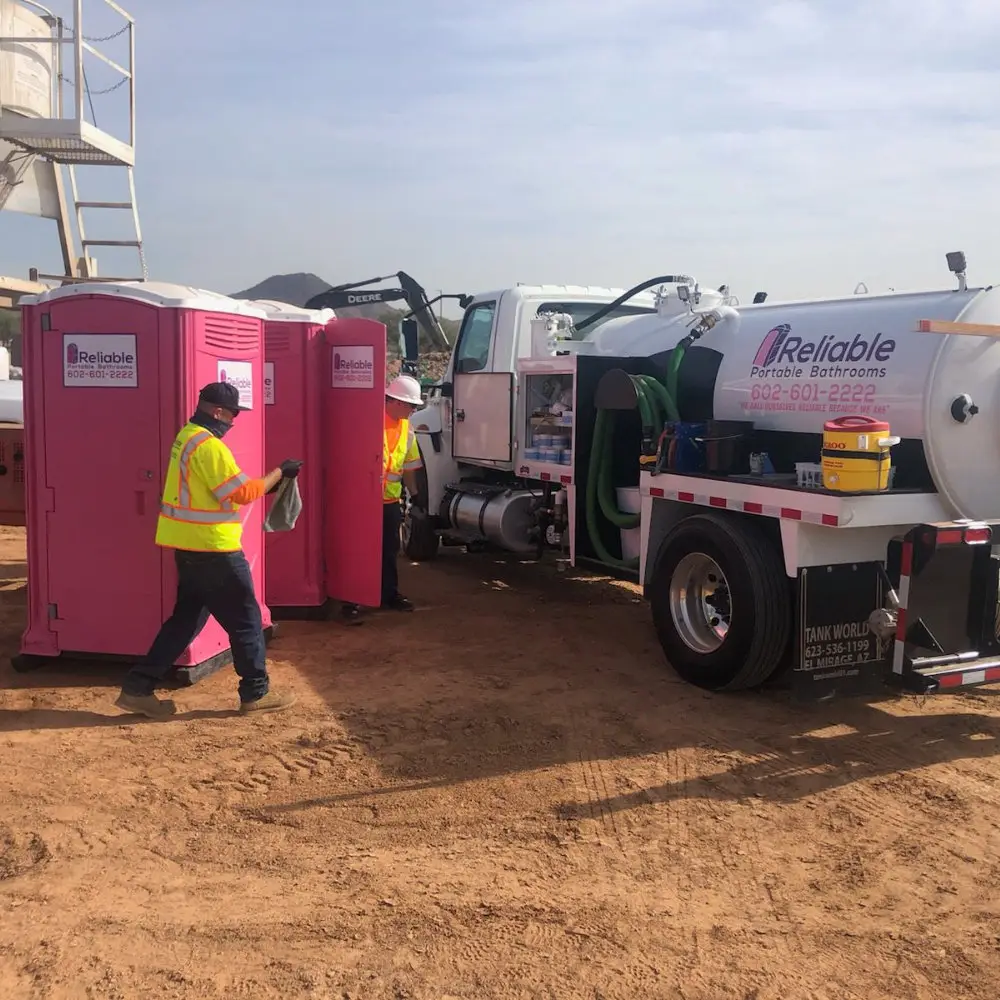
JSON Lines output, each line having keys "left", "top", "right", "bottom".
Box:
{"left": 198, "top": 381, "right": 246, "bottom": 413}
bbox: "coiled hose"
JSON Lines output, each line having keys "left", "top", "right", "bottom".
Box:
{"left": 584, "top": 348, "right": 685, "bottom": 569}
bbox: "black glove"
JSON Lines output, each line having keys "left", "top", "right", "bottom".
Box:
{"left": 280, "top": 459, "right": 303, "bottom": 479}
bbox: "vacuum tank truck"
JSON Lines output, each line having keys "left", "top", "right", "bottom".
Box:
{"left": 405, "top": 254, "right": 1000, "bottom": 701}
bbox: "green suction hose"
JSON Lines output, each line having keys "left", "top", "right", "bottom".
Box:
{"left": 584, "top": 359, "right": 684, "bottom": 569}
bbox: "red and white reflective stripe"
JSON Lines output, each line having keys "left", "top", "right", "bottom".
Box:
{"left": 892, "top": 540, "right": 913, "bottom": 675}
{"left": 646, "top": 486, "right": 839, "bottom": 527}
{"left": 938, "top": 665, "right": 1000, "bottom": 689}
{"left": 538, "top": 472, "right": 572, "bottom": 484}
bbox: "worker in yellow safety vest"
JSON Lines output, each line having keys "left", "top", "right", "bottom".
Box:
{"left": 342, "top": 374, "right": 425, "bottom": 623}
{"left": 116, "top": 381, "right": 302, "bottom": 720}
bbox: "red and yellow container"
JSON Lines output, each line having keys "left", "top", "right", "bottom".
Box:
{"left": 821, "top": 416, "right": 899, "bottom": 492}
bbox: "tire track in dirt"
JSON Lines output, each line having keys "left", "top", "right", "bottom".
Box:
{"left": 672, "top": 729, "right": 861, "bottom": 977}
{"left": 575, "top": 749, "right": 628, "bottom": 856}
{"left": 561, "top": 708, "right": 630, "bottom": 861}
{"left": 184, "top": 730, "right": 362, "bottom": 799}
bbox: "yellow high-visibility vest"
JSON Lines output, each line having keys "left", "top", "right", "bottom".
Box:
{"left": 383, "top": 417, "right": 421, "bottom": 503}
{"left": 155, "top": 422, "right": 250, "bottom": 552}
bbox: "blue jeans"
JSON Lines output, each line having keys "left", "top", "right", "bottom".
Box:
{"left": 122, "top": 549, "right": 270, "bottom": 703}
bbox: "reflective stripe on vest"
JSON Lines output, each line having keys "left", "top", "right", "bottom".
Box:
{"left": 177, "top": 430, "right": 211, "bottom": 507}
{"left": 159, "top": 503, "right": 242, "bottom": 524}
{"left": 212, "top": 471, "right": 250, "bottom": 502}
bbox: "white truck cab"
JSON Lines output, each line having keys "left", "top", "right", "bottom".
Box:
{"left": 410, "top": 284, "right": 654, "bottom": 524}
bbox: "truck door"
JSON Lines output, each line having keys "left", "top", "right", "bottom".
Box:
{"left": 323, "top": 318, "right": 386, "bottom": 607}
{"left": 450, "top": 300, "right": 513, "bottom": 464}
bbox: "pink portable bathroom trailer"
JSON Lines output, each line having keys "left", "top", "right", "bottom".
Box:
{"left": 252, "top": 300, "right": 334, "bottom": 616}
{"left": 15, "top": 281, "right": 273, "bottom": 682}
{"left": 323, "top": 317, "right": 390, "bottom": 610}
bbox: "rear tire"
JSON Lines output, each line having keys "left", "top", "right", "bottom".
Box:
{"left": 649, "top": 512, "right": 791, "bottom": 691}
{"left": 402, "top": 466, "right": 440, "bottom": 562}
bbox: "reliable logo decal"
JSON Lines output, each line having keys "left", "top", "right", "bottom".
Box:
{"left": 751, "top": 324, "right": 791, "bottom": 368}
{"left": 333, "top": 352, "right": 373, "bottom": 373}
{"left": 219, "top": 366, "right": 251, "bottom": 387}
{"left": 751, "top": 323, "right": 897, "bottom": 378}
{"left": 65, "top": 342, "right": 134, "bottom": 366}
{"left": 331, "top": 345, "right": 375, "bottom": 389}
{"left": 62, "top": 333, "right": 138, "bottom": 387}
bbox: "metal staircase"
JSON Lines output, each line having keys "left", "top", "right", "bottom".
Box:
{"left": 0, "top": 0, "right": 145, "bottom": 283}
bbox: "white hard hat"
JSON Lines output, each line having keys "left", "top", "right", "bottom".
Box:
{"left": 385, "top": 374, "right": 423, "bottom": 406}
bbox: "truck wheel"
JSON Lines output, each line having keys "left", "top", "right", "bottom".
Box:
{"left": 649, "top": 512, "right": 791, "bottom": 691}
{"left": 402, "top": 468, "right": 439, "bottom": 562}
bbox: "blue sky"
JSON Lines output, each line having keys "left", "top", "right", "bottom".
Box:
{"left": 3, "top": 0, "right": 1000, "bottom": 310}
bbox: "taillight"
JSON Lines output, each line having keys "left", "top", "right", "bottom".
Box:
{"left": 937, "top": 529, "right": 963, "bottom": 545}
{"left": 964, "top": 527, "right": 992, "bottom": 545}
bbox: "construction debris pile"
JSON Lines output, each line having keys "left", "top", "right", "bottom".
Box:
{"left": 387, "top": 351, "right": 451, "bottom": 383}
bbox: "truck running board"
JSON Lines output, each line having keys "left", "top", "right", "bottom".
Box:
{"left": 889, "top": 655, "right": 1000, "bottom": 694}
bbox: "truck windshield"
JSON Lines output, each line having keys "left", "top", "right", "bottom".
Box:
{"left": 535, "top": 302, "right": 654, "bottom": 340}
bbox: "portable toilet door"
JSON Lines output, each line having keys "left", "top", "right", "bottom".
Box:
{"left": 253, "top": 300, "right": 333, "bottom": 612}
{"left": 19, "top": 285, "right": 168, "bottom": 660}
{"left": 323, "top": 317, "right": 387, "bottom": 608}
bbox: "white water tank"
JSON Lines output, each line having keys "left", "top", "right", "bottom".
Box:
{"left": 0, "top": 378, "right": 22, "bottom": 422}
{"left": 590, "top": 285, "right": 1000, "bottom": 522}
{"left": 0, "top": 0, "right": 53, "bottom": 119}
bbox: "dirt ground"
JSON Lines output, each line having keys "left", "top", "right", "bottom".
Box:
{"left": 1, "top": 526, "right": 999, "bottom": 1000}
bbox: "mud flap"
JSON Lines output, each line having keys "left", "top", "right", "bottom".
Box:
{"left": 792, "top": 562, "right": 888, "bottom": 702}
{"left": 323, "top": 318, "right": 387, "bottom": 608}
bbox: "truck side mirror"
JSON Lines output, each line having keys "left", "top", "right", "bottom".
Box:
{"left": 399, "top": 318, "right": 420, "bottom": 363}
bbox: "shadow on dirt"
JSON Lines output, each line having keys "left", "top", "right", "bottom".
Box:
{"left": 0, "top": 706, "right": 241, "bottom": 732}
{"left": 248, "top": 548, "right": 1000, "bottom": 818}
{"left": 3, "top": 544, "right": 999, "bottom": 814}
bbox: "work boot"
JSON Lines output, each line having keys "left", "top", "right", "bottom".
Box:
{"left": 115, "top": 691, "right": 178, "bottom": 721}
{"left": 382, "top": 594, "right": 414, "bottom": 612}
{"left": 341, "top": 602, "right": 364, "bottom": 626}
{"left": 239, "top": 689, "right": 297, "bottom": 715}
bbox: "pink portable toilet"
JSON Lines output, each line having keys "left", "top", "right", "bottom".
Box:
{"left": 323, "top": 317, "right": 389, "bottom": 609}
{"left": 15, "top": 281, "right": 272, "bottom": 681}
{"left": 251, "top": 299, "right": 334, "bottom": 615}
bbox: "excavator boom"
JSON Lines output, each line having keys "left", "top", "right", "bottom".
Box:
{"left": 303, "top": 270, "right": 458, "bottom": 351}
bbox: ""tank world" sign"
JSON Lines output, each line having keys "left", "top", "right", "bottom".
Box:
{"left": 62, "top": 334, "right": 138, "bottom": 387}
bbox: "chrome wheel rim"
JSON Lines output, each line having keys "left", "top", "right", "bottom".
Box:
{"left": 668, "top": 552, "right": 731, "bottom": 654}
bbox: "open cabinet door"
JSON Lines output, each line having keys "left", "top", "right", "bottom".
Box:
{"left": 323, "top": 318, "right": 387, "bottom": 607}
{"left": 453, "top": 371, "right": 514, "bottom": 462}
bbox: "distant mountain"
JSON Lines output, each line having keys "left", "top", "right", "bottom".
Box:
{"left": 230, "top": 272, "right": 333, "bottom": 310}
{"left": 231, "top": 271, "right": 402, "bottom": 321}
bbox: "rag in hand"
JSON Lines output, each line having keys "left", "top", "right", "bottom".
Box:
{"left": 263, "top": 477, "right": 303, "bottom": 532}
